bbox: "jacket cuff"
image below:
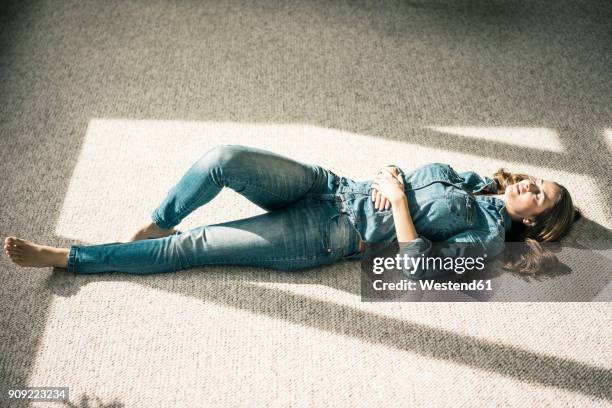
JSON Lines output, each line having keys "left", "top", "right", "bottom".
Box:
{"left": 398, "top": 236, "right": 432, "bottom": 255}
{"left": 398, "top": 236, "right": 432, "bottom": 278}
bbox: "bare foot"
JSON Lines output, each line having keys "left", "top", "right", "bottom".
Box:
{"left": 118, "top": 221, "right": 177, "bottom": 242}
{"left": 4, "top": 236, "right": 69, "bottom": 268}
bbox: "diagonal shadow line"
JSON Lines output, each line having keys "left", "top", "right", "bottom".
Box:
{"left": 139, "top": 276, "right": 612, "bottom": 401}
{"left": 395, "top": 127, "right": 595, "bottom": 175}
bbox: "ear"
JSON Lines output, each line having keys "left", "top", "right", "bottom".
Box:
{"left": 522, "top": 218, "right": 537, "bottom": 227}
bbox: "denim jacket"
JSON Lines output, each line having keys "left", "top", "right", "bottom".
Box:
{"left": 334, "top": 163, "right": 513, "bottom": 278}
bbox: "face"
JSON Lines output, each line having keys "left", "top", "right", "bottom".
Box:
{"left": 504, "top": 177, "right": 561, "bottom": 225}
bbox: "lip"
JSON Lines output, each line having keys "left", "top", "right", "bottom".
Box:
{"left": 515, "top": 184, "right": 524, "bottom": 194}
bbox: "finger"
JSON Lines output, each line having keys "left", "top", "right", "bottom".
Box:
{"left": 377, "top": 190, "right": 385, "bottom": 210}
{"left": 385, "top": 200, "right": 391, "bottom": 210}
{"left": 374, "top": 189, "right": 382, "bottom": 204}
{"left": 371, "top": 188, "right": 376, "bottom": 202}
{"left": 379, "top": 196, "right": 389, "bottom": 211}
{"left": 380, "top": 198, "right": 388, "bottom": 210}
{"left": 375, "top": 190, "right": 382, "bottom": 209}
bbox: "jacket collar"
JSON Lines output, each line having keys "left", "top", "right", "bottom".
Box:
{"left": 474, "top": 176, "right": 498, "bottom": 194}
{"left": 475, "top": 194, "right": 513, "bottom": 232}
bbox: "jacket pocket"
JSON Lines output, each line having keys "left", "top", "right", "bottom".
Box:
{"left": 444, "top": 189, "right": 476, "bottom": 232}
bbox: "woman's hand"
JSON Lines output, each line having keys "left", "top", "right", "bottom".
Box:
{"left": 371, "top": 166, "right": 399, "bottom": 210}
{"left": 371, "top": 167, "right": 405, "bottom": 209}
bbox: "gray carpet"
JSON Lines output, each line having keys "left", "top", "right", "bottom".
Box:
{"left": 1, "top": 0, "right": 611, "bottom": 407}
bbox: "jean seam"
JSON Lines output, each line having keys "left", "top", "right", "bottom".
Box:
{"left": 67, "top": 246, "right": 78, "bottom": 274}
{"left": 193, "top": 253, "right": 332, "bottom": 266}
{"left": 222, "top": 175, "right": 296, "bottom": 207}
{"left": 170, "top": 173, "right": 292, "bottom": 215}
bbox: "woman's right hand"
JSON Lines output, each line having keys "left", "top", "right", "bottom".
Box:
{"left": 371, "top": 166, "right": 402, "bottom": 210}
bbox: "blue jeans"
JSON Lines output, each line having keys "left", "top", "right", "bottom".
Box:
{"left": 67, "top": 145, "right": 362, "bottom": 274}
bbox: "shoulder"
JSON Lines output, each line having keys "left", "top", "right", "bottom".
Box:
{"left": 406, "top": 163, "right": 463, "bottom": 184}
{"left": 413, "top": 163, "right": 455, "bottom": 172}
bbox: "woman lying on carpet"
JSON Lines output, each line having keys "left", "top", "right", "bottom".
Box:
{"left": 4, "top": 145, "right": 580, "bottom": 277}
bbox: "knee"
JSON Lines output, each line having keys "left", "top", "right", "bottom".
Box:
{"left": 170, "top": 231, "right": 197, "bottom": 270}
{"left": 202, "top": 145, "right": 245, "bottom": 169}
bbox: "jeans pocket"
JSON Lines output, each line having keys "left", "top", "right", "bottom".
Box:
{"left": 324, "top": 213, "right": 358, "bottom": 258}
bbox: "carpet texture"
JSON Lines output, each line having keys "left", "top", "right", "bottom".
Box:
{"left": 1, "top": 0, "right": 611, "bottom": 407}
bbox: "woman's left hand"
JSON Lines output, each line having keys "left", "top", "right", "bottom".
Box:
{"left": 372, "top": 168, "right": 406, "bottom": 206}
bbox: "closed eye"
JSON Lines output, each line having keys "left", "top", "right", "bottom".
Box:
{"left": 538, "top": 179, "right": 546, "bottom": 203}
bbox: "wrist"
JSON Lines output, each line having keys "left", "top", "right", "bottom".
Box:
{"left": 391, "top": 193, "right": 407, "bottom": 207}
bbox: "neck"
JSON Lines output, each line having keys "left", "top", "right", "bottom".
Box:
{"left": 479, "top": 193, "right": 520, "bottom": 220}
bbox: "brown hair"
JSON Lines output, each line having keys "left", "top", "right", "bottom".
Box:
{"left": 492, "top": 169, "right": 581, "bottom": 275}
